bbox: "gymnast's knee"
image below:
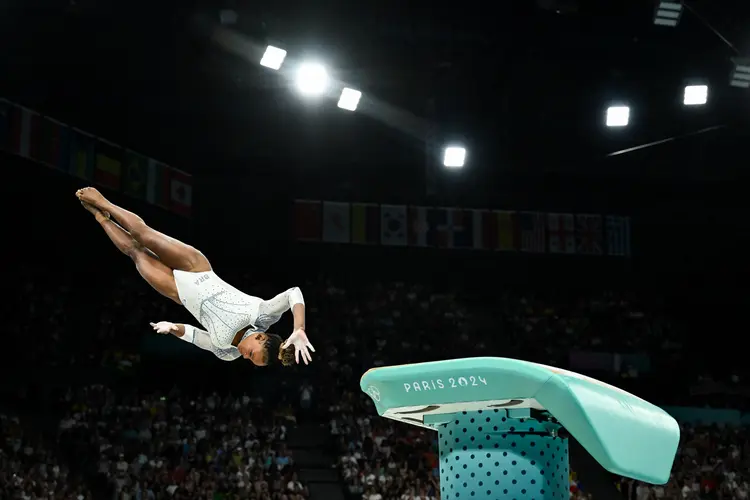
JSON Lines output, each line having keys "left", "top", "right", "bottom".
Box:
{"left": 125, "top": 243, "right": 147, "bottom": 261}
{"left": 127, "top": 220, "right": 150, "bottom": 245}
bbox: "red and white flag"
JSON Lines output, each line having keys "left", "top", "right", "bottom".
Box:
{"left": 547, "top": 213, "right": 576, "bottom": 254}
{"left": 576, "top": 214, "right": 603, "bottom": 255}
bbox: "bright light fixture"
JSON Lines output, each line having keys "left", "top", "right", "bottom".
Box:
{"left": 730, "top": 58, "right": 750, "bottom": 88}
{"left": 654, "top": 1, "right": 683, "bottom": 27}
{"left": 337, "top": 88, "right": 362, "bottom": 111}
{"left": 260, "top": 46, "right": 287, "bottom": 70}
{"left": 443, "top": 146, "right": 466, "bottom": 168}
{"left": 295, "top": 63, "right": 330, "bottom": 96}
{"left": 683, "top": 85, "right": 708, "bottom": 106}
{"left": 606, "top": 106, "right": 630, "bottom": 127}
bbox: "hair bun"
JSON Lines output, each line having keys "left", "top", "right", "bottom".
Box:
{"left": 278, "top": 345, "right": 295, "bottom": 367}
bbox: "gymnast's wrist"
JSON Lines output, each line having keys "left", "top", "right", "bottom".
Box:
{"left": 177, "top": 324, "right": 194, "bottom": 343}
{"left": 173, "top": 324, "right": 187, "bottom": 337}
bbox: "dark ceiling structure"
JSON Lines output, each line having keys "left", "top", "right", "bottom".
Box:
{"left": 1, "top": 0, "right": 749, "bottom": 183}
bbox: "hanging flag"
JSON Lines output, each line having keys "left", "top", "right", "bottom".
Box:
{"left": 548, "top": 213, "right": 576, "bottom": 254}
{"left": 427, "top": 208, "right": 451, "bottom": 248}
{"left": 322, "top": 202, "right": 350, "bottom": 243}
{"left": 292, "top": 200, "right": 322, "bottom": 241}
{"left": 68, "top": 129, "right": 95, "bottom": 181}
{"left": 519, "top": 212, "right": 546, "bottom": 253}
{"left": 7, "top": 105, "right": 32, "bottom": 158}
{"left": 122, "top": 150, "right": 149, "bottom": 200}
{"left": 576, "top": 214, "right": 603, "bottom": 255}
{"left": 48, "top": 118, "right": 70, "bottom": 171}
{"left": 30, "top": 115, "right": 69, "bottom": 170}
{"left": 408, "top": 206, "right": 429, "bottom": 247}
{"left": 351, "top": 203, "right": 380, "bottom": 245}
{"left": 606, "top": 215, "right": 631, "bottom": 257}
{"left": 381, "top": 205, "right": 408, "bottom": 246}
{"left": 449, "top": 209, "right": 474, "bottom": 249}
{"left": 473, "top": 210, "right": 498, "bottom": 250}
{"left": 147, "top": 158, "right": 168, "bottom": 207}
{"left": 168, "top": 168, "right": 193, "bottom": 217}
{"left": 94, "top": 139, "right": 123, "bottom": 191}
{"left": 497, "top": 211, "right": 518, "bottom": 251}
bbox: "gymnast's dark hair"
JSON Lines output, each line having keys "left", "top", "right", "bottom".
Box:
{"left": 263, "top": 333, "right": 295, "bottom": 367}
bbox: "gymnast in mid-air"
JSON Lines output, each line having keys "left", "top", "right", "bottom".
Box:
{"left": 76, "top": 187, "right": 314, "bottom": 366}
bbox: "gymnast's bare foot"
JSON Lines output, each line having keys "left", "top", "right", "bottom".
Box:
{"left": 76, "top": 187, "right": 108, "bottom": 211}
{"left": 80, "top": 201, "right": 110, "bottom": 223}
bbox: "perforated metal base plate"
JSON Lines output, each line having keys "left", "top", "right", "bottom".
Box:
{"left": 438, "top": 410, "right": 569, "bottom": 500}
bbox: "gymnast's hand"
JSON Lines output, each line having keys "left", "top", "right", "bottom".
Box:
{"left": 150, "top": 321, "right": 178, "bottom": 334}
{"left": 282, "top": 329, "right": 315, "bottom": 365}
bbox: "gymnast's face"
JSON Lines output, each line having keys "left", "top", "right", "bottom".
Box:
{"left": 238, "top": 333, "right": 268, "bottom": 366}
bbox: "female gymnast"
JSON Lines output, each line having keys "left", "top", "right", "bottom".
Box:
{"left": 76, "top": 187, "right": 314, "bottom": 367}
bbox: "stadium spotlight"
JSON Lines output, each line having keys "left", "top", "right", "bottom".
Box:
{"left": 683, "top": 85, "right": 708, "bottom": 106}
{"left": 260, "top": 46, "right": 287, "bottom": 70}
{"left": 337, "top": 88, "right": 362, "bottom": 111}
{"left": 295, "top": 62, "right": 330, "bottom": 96}
{"left": 730, "top": 58, "right": 750, "bottom": 88}
{"left": 653, "top": 1, "right": 683, "bottom": 27}
{"left": 606, "top": 106, "right": 630, "bottom": 127}
{"left": 443, "top": 146, "right": 466, "bottom": 168}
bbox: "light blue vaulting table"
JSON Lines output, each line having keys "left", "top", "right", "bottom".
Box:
{"left": 360, "top": 357, "right": 679, "bottom": 500}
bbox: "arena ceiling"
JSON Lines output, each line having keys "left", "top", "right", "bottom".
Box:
{"left": 1, "top": 0, "right": 749, "bottom": 181}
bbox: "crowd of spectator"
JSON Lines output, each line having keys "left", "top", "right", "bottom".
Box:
{"left": 0, "top": 412, "right": 89, "bottom": 500}
{"left": 331, "top": 391, "right": 440, "bottom": 500}
{"left": 1, "top": 387, "right": 306, "bottom": 500}
{"left": 57, "top": 385, "right": 303, "bottom": 499}
{"left": 5, "top": 258, "right": 750, "bottom": 499}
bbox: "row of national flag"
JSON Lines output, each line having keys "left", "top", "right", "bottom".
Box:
{"left": 0, "top": 98, "right": 192, "bottom": 217}
{"left": 293, "top": 200, "right": 632, "bottom": 256}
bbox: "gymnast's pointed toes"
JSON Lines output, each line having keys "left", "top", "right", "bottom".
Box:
{"left": 77, "top": 187, "right": 107, "bottom": 209}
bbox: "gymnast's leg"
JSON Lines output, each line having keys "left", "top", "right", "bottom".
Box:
{"left": 80, "top": 202, "right": 181, "bottom": 304}
{"left": 76, "top": 187, "right": 210, "bottom": 273}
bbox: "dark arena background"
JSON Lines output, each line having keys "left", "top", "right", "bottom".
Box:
{"left": 1, "top": 0, "right": 750, "bottom": 499}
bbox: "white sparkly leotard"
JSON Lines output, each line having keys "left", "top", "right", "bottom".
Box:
{"left": 172, "top": 270, "right": 304, "bottom": 361}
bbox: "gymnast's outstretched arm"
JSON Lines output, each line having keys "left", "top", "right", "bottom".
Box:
{"left": 259, "top": 287, "right": 306, "bottom": 331}
{"left": 150, "top": 321, "right": 240, "bottom": 361}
